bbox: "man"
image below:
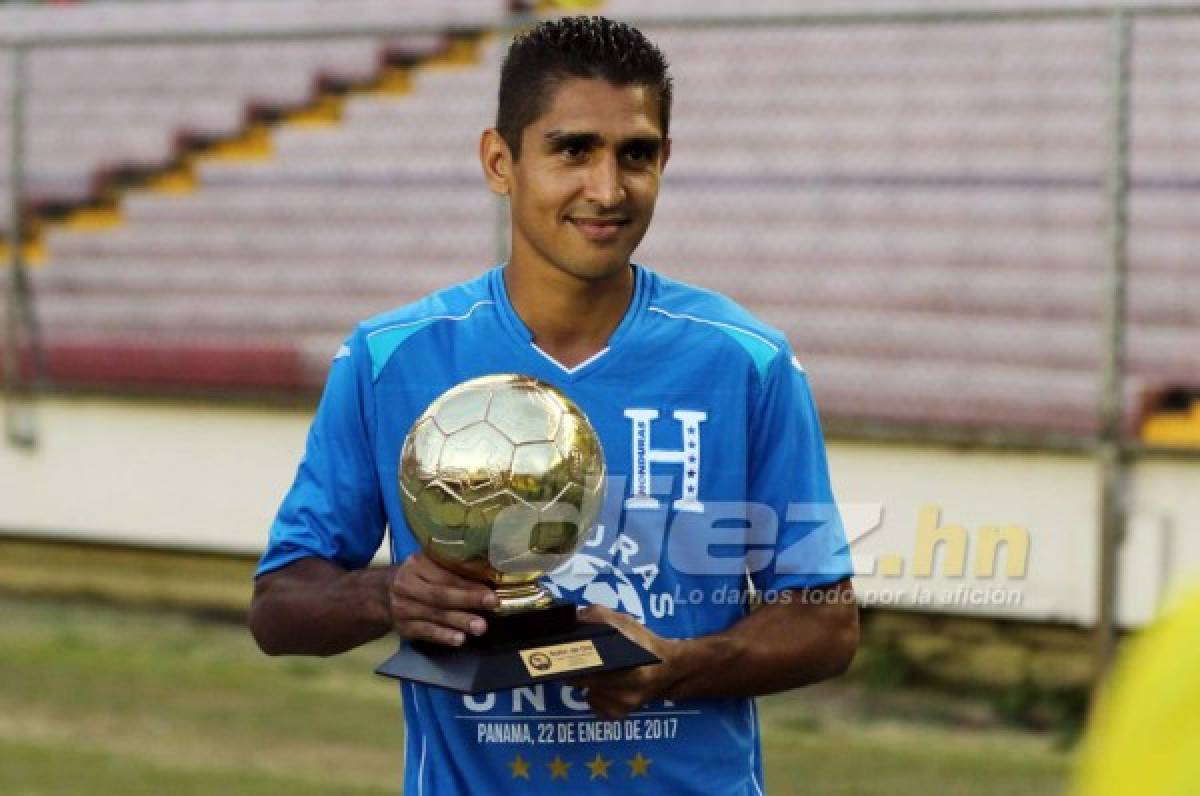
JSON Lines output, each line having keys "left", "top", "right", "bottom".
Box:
{"left": 250, "top": 15, "right": 858, "bottom": 794}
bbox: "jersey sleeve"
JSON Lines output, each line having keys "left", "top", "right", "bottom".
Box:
{"left": 748, "top": 347, "right": 854, "bottom": 593}
{"left": 255, "top": 331, "right": 387, "bottom": 578}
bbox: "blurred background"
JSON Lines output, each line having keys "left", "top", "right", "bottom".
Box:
{"left": 1, "top": 0, "right": 1198, "bottom": 793}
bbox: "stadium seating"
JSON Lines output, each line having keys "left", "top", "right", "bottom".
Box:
{"left": 0, "top": 0, "right": 501, "bottom": 215}
{"left": 1, "top": 1, "right": 1197, "bottom": 437}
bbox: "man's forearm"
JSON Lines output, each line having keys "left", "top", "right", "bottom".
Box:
{"left": 661, "top": 579, "right": 859, "bottom": 702}
{"left": 249, "top": 557, "right": 392, "bottom": 657}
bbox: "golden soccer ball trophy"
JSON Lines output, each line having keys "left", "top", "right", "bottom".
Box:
{"left": 377, "top": 374, "right": 658, "bottom": 693}
{"left": 398, "top": 373, "right": 605, "bottom": 613}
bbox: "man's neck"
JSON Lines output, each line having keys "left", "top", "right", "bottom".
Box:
{"left": 503, "top": 259, "right": 635, "bottom": 370}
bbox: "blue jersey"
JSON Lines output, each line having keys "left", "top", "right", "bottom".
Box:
{"left": 258, "top": 264, "right": 853, "bottom": 795}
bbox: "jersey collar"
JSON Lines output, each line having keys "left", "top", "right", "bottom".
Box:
{"left": 489, "top": 263, "right": 650, "bottom": 380}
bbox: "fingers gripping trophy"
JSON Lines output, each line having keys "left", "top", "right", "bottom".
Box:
{"left": 376, "top": 373, "right": 659, "bottom": 693}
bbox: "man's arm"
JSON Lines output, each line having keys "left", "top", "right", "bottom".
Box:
{"left": 249, "top": 553, "right": 499, "bottom": 657}
{"left": 573, "top": 578, "right": 858, "bottom": 719}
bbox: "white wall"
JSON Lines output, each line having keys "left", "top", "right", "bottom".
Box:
{"left": 828, "top": 442, "right": 1194, "bottom": 627}
{"left": 0, "top": 396, "right": 306, "bottom": 555}
{"left": 3, "top": 396, "right": 1198, "bottom": 626}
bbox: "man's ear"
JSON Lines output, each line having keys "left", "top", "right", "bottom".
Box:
{"left": 660, "top": 137, "right": 671, "bottom": 174}
{"left": 480, "top": 128, "right": 513, "bottom": 196}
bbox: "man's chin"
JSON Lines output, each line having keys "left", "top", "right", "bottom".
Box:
{"left": 559, "top": 256, "right": 634, "bottom": 284}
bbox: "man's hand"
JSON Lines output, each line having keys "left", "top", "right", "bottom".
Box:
{"left": 559, "top": 580, "right": 858, "bottom": 719}
{"left": 248, "top": 554, "right": 499, "bottom": 657}
{"left": 385, "top": 552, "right": 499, "bottom": 646}
{"left": 570, "top": 604, "right": 684, "bottom": 720}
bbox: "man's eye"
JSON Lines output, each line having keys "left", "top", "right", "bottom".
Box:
{"left": 624, "top": 146, "right": 652, "bottom": 164}
{"left": 562, "top": 145, "right": 587, "bottom": 160}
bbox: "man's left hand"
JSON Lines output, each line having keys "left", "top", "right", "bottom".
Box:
{"left": 569, "top": 604, "right": 686, "bottom": 720}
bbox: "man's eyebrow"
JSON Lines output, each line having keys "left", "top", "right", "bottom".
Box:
{"left": 620, "top": 135, "right": 663, "bottom": 152}
{"left": 543, "top": 130, "right": 604, "bottom": 149}
{"left": 543, "top": 131, "right": 663, "bottom": 153}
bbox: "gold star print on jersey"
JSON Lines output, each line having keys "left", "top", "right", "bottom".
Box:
{"left": 547, "top": 755, "right": 571, "bottom": 780}
{"left": 585, "top": 753, "right": 613, "bottom": 780}
{"left": 627, "top": 751, "right": 653, "bottom": 777}
{"left": 507, "top": 754, "right": 530, "bottom": 780}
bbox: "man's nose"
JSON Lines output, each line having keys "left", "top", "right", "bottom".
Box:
{"left": 583, "top": 154, "right": 626, "bottom": 208}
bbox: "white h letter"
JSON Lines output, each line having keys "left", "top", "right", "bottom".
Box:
{"left": 624, "top": 409, "right": 707, "bottom": 513}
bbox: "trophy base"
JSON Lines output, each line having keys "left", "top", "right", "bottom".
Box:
{"left": 375, "top": 599, "right": 660, "bottom": 694}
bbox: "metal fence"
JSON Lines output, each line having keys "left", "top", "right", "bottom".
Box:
{"left": 2, "top": 3, "right": 1199, "bottom": 674}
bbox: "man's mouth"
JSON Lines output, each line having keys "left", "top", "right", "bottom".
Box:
{"left": 568, "top": 217, "right": 629, "bottom": 242}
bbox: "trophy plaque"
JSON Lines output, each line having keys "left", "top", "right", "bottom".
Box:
{"left": 376, "top": 373, "right": 659, "bottom": 694}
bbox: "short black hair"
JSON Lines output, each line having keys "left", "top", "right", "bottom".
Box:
{"left": 496, "top": 15, "right": 673, "bottom": 159}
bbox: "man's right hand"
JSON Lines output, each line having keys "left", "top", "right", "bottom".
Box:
{"left": 384, "top": 552, "right": 499, "bottom": 646}
{"left": 249, "top": 554, "right": 499, "bottom": 657}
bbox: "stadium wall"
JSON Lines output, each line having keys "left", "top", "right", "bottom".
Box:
{"left": 3, "top": 396, "right": 1198, "bottom": 628}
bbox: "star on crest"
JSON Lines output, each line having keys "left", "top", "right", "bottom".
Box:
{"left": 550, "top": 571, "right": 590, "bottom": 598}
{"left": 587, "top": 566, "right": 627, "bottom": 593}
{"left": 585, "top": 753, "right": 612, "bottom": 780}
{"left": 507, "top": 753, "right": 531, "bottom": 780}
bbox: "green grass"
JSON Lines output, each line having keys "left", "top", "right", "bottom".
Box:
{"left": 0, "top": 597, "right": 404, "bottom": 795}
{"left": 0, "top": 540, "right": 1074, "bottom": 794}
{"left": 0, "top": 596, "right": 1074, "bottom": 795}
{"left": 0, "top": 537, "right": 257, "bottom": 615}
{"left": 1, "top": 740, "right": 391, "bottom": 796}
{"left": 759, "top": 710, "right": 1069, "bottom": 795}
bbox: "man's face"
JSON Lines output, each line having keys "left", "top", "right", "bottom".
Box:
{"left": 484, "top": 77, "right": 669, "bottom": 284}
